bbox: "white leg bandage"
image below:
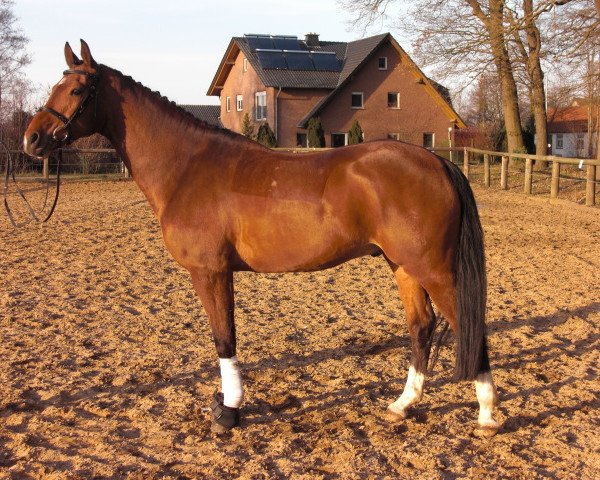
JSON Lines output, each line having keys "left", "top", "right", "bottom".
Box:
{"left": 388, "top": 366, "right": 425, "bottom": 417}
{"left": 475, "top": 371, "right": 499, "bottom": 428}
{"left": 219, "top": 356, "right": 244, "bottom": 408}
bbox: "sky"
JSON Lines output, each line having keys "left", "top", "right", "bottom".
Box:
{"left": 14, "top": 0, "right": 401, "bottom": 107}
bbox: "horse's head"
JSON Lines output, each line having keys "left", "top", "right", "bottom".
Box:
{"left": 24, "top": 40, "right": 100, "bottom": 158}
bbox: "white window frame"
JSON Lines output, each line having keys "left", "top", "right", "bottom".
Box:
{"left": 576, "top": 133, "right": 584, "bottom": 151}
{"left": 388, "top": 133, "right": 400, "bottom": 141}
{"left": 556, "top": 133, "right": 563, "bottom": 150}
{"left": 331, "top": 132, "right": 348, "bottom": 147}
{"left": 226, "top": 96, "right": 231, "bottom": 113}
{"left": 255, "top": 91, "right": 267, "bottom": 120}
{"left": 378, "top": 57, "right": 388, "bottom": 70}
{"left": 351, "top": 92, "right": 364, "bottom": 109}
{"left": 236, "top": 94, "right": 243, "bottom": 112}
{"left": 243, "top": 58, "right": 248, "bottom": 72}
{"left": 387, "top": 92, "right": 400, "bottom": 109}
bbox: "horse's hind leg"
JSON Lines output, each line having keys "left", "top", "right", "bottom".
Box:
{"left": 387, "top": 263, "right": 436, "bottom": 420}
{"left": 422, "top": 276, "right": 500, "bottom": 437}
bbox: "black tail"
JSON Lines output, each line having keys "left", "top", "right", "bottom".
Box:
{"left": 441, "top": 160, "right": 489, "bottom": 381}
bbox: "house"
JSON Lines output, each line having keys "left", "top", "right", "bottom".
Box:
{"left": 207, "top": 32, "right": 465, "bottom": 148}
{"left": 179, "top": 104, "right": 222, "bottom": 127}
{"left": 547, "top": 99, "right": 599, "bottom": 158}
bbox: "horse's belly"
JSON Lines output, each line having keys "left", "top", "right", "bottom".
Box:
{"left": 233, "top": 210, "right": 367, "bottom": 273}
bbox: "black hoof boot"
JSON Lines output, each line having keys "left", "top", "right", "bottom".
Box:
{"left": 210, "top": 393, "right": 240, "bottom": 434}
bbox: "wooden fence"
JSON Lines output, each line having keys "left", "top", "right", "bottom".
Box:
{"left": 433, "top": 147, "right": 599, "bottom": 207}
{"left": 5, "top": 146, "right": 598, "bottom": 207}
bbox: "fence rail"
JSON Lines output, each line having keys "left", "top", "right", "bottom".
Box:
{"left": 3, "top": 146, "right": 598, "bottom": 207}
{"left": 452, "top": 147, "right": 599, "bottom": 207}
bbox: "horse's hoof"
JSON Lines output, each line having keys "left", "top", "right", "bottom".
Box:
{"left": 473, "top": 424, "right": 499, "bottom": 438}
{"left": 209, "top": 393, "right": 240, "bottom": 434}
{"left": 386, "top": 405, "right": 408, "bottom": 422}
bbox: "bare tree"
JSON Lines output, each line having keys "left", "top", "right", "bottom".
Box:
{"left": 341, "top": 0, "right": 600, "bottom": 158}
{"left": 546, "top": 0, "right": 599, "bottom": 159}
{"left": 342, "top": 0, "right": 527, "bottom": 152}
{"left": 0, "top": 0, "right": 30, "bottom": 142}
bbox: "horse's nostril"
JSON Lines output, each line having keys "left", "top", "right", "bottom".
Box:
{"left": 29, "top": 132, "right": 40, "bottom": 145}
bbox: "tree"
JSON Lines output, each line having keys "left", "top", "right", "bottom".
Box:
{"left": 463, "top": 72, "right": 507, "bottom": 150}
{"left": 256, "top": 122, "right": 276, "bottom": 147}
{"left": 348, "top": 119, "right": 364, "bottom": 144}
{"left": 547, "top": 0, "right": 600, "bottom": 160}
{"left": 307, "top": 117, "right": 325, "bottom": 148}
{"left": 0, "top": 0, "right": 30, "bottom": 116}
{"left": 505, "top": 0, "right": 548, "bottom": 160}
{"left": 241, "top": 112, "right": 254, "bottom": 139}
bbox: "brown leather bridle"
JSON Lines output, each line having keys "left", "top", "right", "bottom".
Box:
{"left": 40, "top": 69, "right": 99, "bottom": 144}
{"left": 3, "top": 69, "right": 99, "bottom": 227}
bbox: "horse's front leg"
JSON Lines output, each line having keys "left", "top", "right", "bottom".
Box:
{"left": 191, "top": 268, "right": 243, "bottom": 433}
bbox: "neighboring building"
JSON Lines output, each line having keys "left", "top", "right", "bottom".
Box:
{"left": 547, "top": 99, "right": 599, "bottom": 158}
{"left": 207, "top": 32, "right": 465, "bottom": 148}
{"left": 179, "top": 104, "right": 222, "bottom": 127}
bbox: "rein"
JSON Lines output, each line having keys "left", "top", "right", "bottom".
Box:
{"left": 2, "top": 145, "right": 61, "bottom": 228}
{"left": 2, "top": 69, "right": 99, "bottom": 228}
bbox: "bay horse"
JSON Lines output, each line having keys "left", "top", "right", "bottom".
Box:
{"left": 23, "top": 41, "right": 499, "bottom": 436}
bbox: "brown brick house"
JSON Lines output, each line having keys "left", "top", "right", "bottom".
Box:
{"left": 207, "top": 33, "right": 465, "bottom": 148}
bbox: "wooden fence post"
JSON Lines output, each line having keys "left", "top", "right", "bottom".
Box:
{"left": 586, "top": 164, "right": 596, "bottom": 206}
{"left": 500, "top": 155, "right": 508, "bottom": 190}
{"left": 463, "top": 148, "right": 470, "bottom": 179}
{"left": 483, "top": 154, "right": 490, "bottom": 187}
{"left": 550, "top": 161, "right": 560, "bottom": 199}
{"left": 43, "top": 157, "right": 49, "bottom": 179}
{"left": 524, "top": 158, "right": 533, "bottom": 195}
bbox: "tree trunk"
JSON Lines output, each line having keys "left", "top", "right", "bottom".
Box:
{"left": 524, "top": 0, "right": 548, "bottom": 168}
{"left": 488, "top": 0, "right": 526, "bottom": 154}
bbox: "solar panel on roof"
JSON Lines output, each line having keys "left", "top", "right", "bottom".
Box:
{"left": 256, "top": 49, "right": 288, "bottom": 69}
{"left": 285, "top": 51, "right": 315, "bottom": 71}
{"left": 272, "top": 36, "right": 301, "bottom": 51}
{"left": 312, "top": 52, "right": 341, "bottom": 71}
{"left": 246, "top": 35, "right": 274, "bottom": 50}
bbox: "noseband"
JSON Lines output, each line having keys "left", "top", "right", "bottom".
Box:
{"left": 40, "top": 69, "right": 99, "bottom": 144}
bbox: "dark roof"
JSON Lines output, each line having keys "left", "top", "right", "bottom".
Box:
{"left": 179, "top": 104, "right": 222, "bottom": 127}
{"left": 235, "top": 36, "right": 346, "bottom": 89}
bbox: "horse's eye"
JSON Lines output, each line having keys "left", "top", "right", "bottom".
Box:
{"left": 70, "top": 88, "right": 82, "bottom": 96}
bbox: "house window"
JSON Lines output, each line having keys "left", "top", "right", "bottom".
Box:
{"left": 387, "top": 92, "right": 400, "bottom": 108}
{"left": 296, "top": 133, "right": 308, "bottom": 148}
{"left": 226, "top": 96, "right": 231, "bottom": 112}
{"left": 243, "top": 58, "right": 248, "bottom": 72}
{"left": 388, "top": 133, "right": 400, "bottom": 141}
{"left": 556, "top": 133, "right": 563, "bottom": 149}
{"left": 236, "top": 95, "right": 243, "bottom": 112}
{"left": 576, "top": 133, "right": 584, "bottom": 151}
{"left": 423, "top": 133, "right": 434, "bottom": 149}
{"left": 351, "top": 92, "right": 363, "bottom": 109}
{"left": 255, "top": 91, "right": 267, "bottom": 120}
{"left": 331, "top": 133, "right": 348, "bottom": 148}
{"left": 378, "top": 57, "right": 387, "bottom": 70}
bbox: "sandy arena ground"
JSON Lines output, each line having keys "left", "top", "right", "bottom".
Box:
{"left": 1, "top": 180, "right": 599, "bottom": 479}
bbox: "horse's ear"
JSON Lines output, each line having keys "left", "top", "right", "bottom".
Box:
{"left": 64, "top": 42, "right": 81, "bottom": 68}
{"left": 80, "top": 39, "right": 97, "bottom": 67}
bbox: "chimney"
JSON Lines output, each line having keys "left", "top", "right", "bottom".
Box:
{"left": 305, "top": 33, "right": 320, "bottom": 48}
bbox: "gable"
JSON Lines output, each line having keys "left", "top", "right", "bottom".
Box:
{"left": 298, "top": 35, "right": 465, "bottom": 129}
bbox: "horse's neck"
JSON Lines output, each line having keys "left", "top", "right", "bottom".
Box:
{"left": 98, "top": 67, "right": 206, "bottom": 214}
